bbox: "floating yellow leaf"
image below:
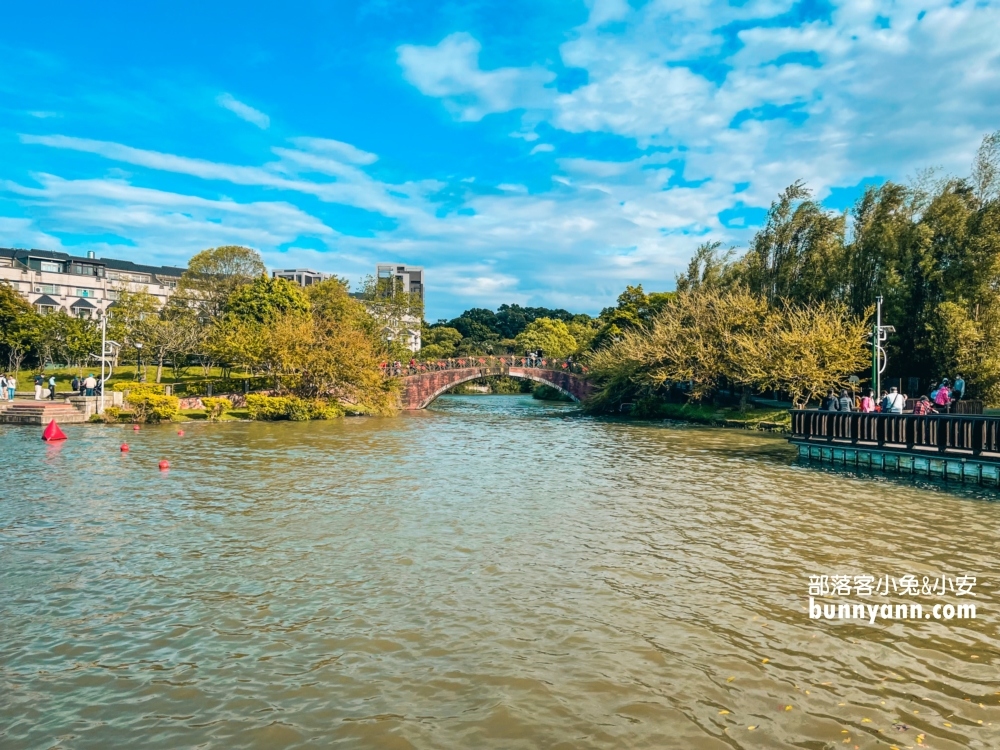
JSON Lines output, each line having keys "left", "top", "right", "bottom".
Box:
{"left": 943, "top": 722, "right": 952, "bottom": 727}
{"left": 719, "top": 710, "right": 730, "bottom": 715}
{"left": 784, "top": 705, "right": 793, "bottom": 711}
{"left": 971, "top": 655, "right": 979, "bottom": 659}
{"left": 862, "top": 718, "right": 871, "bottom": 723}
{"left": 748, "top": 725, "right": 757, "bottom": 730}
{"left": 727, "top": 676, "right": 735, "bottom": 682}
{"left": 762, "top": 658, "right": 770, "bottom": 664}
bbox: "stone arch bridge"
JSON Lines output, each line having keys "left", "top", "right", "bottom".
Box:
{"left": 399, "top": 358, "right": 594, "bottom": 410}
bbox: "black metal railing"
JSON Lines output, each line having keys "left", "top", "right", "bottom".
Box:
{"left": 790, "top": 410, "right": 1000, "bottom": 458}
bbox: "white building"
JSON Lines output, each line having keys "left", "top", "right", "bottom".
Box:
{"left": 376, "top": 263, "right": 424, "bottom": 301}
{"left": 0, "top": 247, "right": 186, "bottom": 317}
{"left": 272, "top": 268, "right": 332, "bottom": 287}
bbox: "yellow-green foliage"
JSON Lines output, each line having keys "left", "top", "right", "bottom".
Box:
{"left": 246, "top": 394, "right": 294, "bottom": 420}
{"left": 245, "top": 393, "right": 344, "bottom": 421}
{"left": 202, "top": 396, "right": 233, "bottom": 421}
{"left": 113, "top": 381, "right": 165, "bottom": 395}
{"left": 127, "top": 392, "right": 180, "bottom": 423}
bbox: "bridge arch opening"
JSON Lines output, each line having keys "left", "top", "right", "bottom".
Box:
{"left": 404, "top": 367, "right": 586, "bottom": 410}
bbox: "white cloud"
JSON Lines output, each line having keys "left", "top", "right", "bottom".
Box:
{"left": 397, "top": 32, "right": 555, "bottom": 121}
{"left": 216, "top": 93, "right": 271, "bottom": 129}
{"left": 289, "top": 137, "right": 378, "bottom": 165}
{"left": 530, "top": 143, "right": 555, "bottom": 154}
{"left": 0, "top": 216, "right": 64, "bottom": 249}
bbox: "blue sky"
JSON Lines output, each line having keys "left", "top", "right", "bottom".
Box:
{"left": 1, "top": 0, "right": 998, "bottom": 320}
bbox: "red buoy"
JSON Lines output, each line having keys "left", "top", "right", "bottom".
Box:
{"left": 133, "top": 424, "right": 140, "bottom": 431}
{"left": 177, "top": 430, "right": 185, "bottom": 436}
{"left": 120, "top": 443, "right": 129, "bottom": 452}
{"left": 158, "top": 460, "right": 170, "bottom": 470}
{"left": 42, "top": 420, "right": 67, "bottom": 442}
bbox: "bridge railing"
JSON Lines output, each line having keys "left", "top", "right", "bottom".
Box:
{"left": 790, "top": 409, "right": 1000, "bottom": 458}
{"left": 384, "top": 356, "right": 588, "bottom": 377}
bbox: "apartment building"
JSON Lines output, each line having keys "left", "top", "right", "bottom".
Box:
{"left": 0, "top": 247, "right": 186, "bottom": 317}
{"left": 376, "top": 263, "right": 424, "bottom": 301}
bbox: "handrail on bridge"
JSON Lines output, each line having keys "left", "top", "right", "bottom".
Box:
{"left": 789, "top": 409, "right": 1000, "bottom": 459}
{"left": 383, "top": 356, "right": 588, "bottom": 378}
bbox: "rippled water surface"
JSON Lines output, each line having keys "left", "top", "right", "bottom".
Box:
{"left": 2, "top": 395, "right": 999, "bottom": 749}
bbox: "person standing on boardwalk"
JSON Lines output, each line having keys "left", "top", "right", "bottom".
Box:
{"left": 83, "top": 373, "right": 97, "bottom": 397}
{"left": 34, "top": 373, "right": 44, "bottom": 400}
{"left": 0, "top": 373, "right": 7, "bottom": 402}
{"left": 883, "top": 386, "right": 905, "bottom": 414}
{"left": 821, "top": 389, "right": 839, "bottom": 410}
{"left": 48, "top": 374, "right": 57, "bottom": 401}
{"left": 6, "top": 373, "right": 15, "bottom": 401}
{"left": 71, "top": 375, "right": 80, "bottom": 395}
{"left": 934, "top": 381, "right": 952, "bottom": 413}
{"left": 838, "top": 389, "right": 853, "bottom": 412}
{"left": 860, "top": 389, "right": 876, "bottom": 412}
{"left": 953, "top": 374, "right": 965, "bottom": 400}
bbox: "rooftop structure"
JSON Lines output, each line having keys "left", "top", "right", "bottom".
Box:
{"left": 272, "top": 268, "right": 332, "bottom": 287}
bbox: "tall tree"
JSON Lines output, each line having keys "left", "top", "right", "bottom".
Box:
{"left": 178, "top": 245, "right": 267, "bottom": 321}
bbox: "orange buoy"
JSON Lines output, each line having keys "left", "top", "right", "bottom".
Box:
{"left": 158, "top": 460, "right": 170, "bottom": 470}
{"left": 42, "top": 420, "right": 67, "bottom": 442}
{"left": 120, "top": 443, "right": 129, "bottom": 452}
{"left": 177, "top": 430, "right": 185, "bottom": 436}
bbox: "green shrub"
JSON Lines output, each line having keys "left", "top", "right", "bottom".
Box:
{"left": 246, "top": 394, "right": 295, "bottom": 420}
{"left": 127, "top": 392, "right": 180, "bottom": 423}
{"left": 245, "top": 393, "right": 343, "bottom": 421}
{"left": 202, "top": 397, "right": 233, "bottom": 422}
{"left": 99, "top": 406, "right": 123, "bottom": 423}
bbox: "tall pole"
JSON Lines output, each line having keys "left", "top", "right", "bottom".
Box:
{"left": 99, "top": 313, "right": 107, "bottom": 415}
{"left": 872, "top": 295, "right": 882, "bottom": 399}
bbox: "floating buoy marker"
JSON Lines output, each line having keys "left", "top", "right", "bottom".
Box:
{"left": 177, "top": 430, "right": 185, "bottom": 436}
{"left": 158, "top": 460, "right": 170, "bottom": 471}
{"left": 42, "top": 420, "right": 67, "bottom": 442}
{"left": 133, "top": 424, "right": 140, "bottom": 431}
{"left": 120, "top": 443, "right": 129, "bottom": 452}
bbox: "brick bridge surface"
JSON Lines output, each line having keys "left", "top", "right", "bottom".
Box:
{"left": 401, "top": 366, "right": 594, "bottom": 410}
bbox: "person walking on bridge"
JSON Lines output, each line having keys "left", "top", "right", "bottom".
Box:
{"left": 821, "top": 389, "right": 839, "bottom": 411}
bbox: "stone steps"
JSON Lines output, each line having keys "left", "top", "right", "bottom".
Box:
{"left": 0, "top": 401, "right": 89, "bottom": 425}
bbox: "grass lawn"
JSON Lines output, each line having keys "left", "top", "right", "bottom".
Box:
{"left": 18, "top": 366, "right": 257, "bottom": 393}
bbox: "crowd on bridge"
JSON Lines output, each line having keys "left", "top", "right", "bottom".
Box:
{"left": 381, "top": 355, "right": 588, "bottom": 377}
{"left": 819, "top": 375, "right": 967, "bottom": 415}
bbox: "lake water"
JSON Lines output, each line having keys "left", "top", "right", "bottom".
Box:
{"left": 1, "top": 395, "right": 998, "bottom": 748}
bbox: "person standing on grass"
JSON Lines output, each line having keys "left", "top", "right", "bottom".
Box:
{"left": 48, "top": 374, "right": 57, "bottom": 401}
{"left": 84, "top": 373, "right": 97, "bottom": 397}
{"left": 71, "top": 375, "right": 80, "bottom": 394}
{"left": 34, "top": 373, "right": 43, "bottom": 400}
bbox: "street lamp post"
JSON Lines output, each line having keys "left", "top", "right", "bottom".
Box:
{"left": 135, "top": 342, "right": 144, "bottom": 382}
{"left": 871, "top": 295, "right": 895, "bottom": 398}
